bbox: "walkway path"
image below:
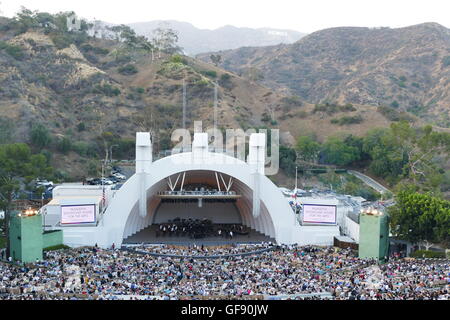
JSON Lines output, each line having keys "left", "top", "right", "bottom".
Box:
{"left": 347, "top": 170, "right": 391, "bottom": 195}
{"left": 64, "top": 265, "right": 81, "bottom": 291}
{"left": 363, "top": 265, "right": 384, "bottom": 290}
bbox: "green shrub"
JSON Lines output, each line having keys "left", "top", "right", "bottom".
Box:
{"left": 30, "top": 123, "right": 52, "bottom": 148}
{"left": 442, "top": 56, "right": 450, "bottom": 67}
{"left": 50, "top": 34, "right": 72, "bottom": 49}
{"left": 93, "top": 47, "right": 109, "bottom": 55}
{"left": 200, "top": 70, "right": 217, "bottom": 78}
{"left": 195, "top": 78, "right": 210, "bottom": 86}
{"left": 219, "top": 73, "right": 233, "bottom": 89}
{"left": 0, "top": 118, "right": 15, "bottom": 143}
{"left": 261, "top": 112, "right": 271, "bottom": 123}
{"left": 77, "top": 122, "right": 86, "bottom": 132}
{"left": 313, "top": 102, "right": 356, "bottom": 115}
{"left": 0, "top": 40, "right": 24, "bottom": 60}
{"left": 118, "top": 64, "right": 138, "bottom": 75}
{"left": 170, "top": 54, "right": 188, "bottom": 65}
{"left": 331, "top": 115, "right": 364, "bottom": 126}
{"left": 135, "top": 87, "right": 145, "bottom": 94}
{"left": 81, "top": 44, "right": 109, "bottom": 55}
{"left": 330, "top": 118, "right": 339, "bottom": 124}
{"left": 410, "top": 250, "right": 445, "bottom": 259}
{"left": 72, "top": 141, "right": 90, "bottom": 156}
{"left": 340, "top": 103, "right": 356, "bottom": 112}
{"left": 93, "top": 84, "right": 121, "bottom": 96}
{"left": 220, "top": 73, "right": 231, "bottom": 82}
{"left": 296, "top": 111, "right": 308, "bottom": 118}
{"left": 115, "top": 54, "right": 132, "bottom": 64}
{"left": 377, "top": 106, "right": 415, "bottom": 122}
{"left": 281, "top": 96, "right": 303, "bottom": 112}
{"left": 43, "top": 244, "right": 70, "bottom": 251}
{"left": 57, "top": 137, "right": 72, "bottom": 154}
{"left": 157, "top": 61, "right": 189, "bottom": 78}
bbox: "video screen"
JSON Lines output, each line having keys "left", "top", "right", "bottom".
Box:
{"left": 61, "top": 205, "right": 96, "bottom": 225}
{"left": 302, "top": 204, "right": 336, "bottom": 224}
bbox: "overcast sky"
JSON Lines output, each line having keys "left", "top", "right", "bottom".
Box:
{"left": 0, "top": 0, "right": 449, "bottom": 33}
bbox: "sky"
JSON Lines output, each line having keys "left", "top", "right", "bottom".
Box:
{"left": 0, "top": 0, "right": 449, "bottom": 33}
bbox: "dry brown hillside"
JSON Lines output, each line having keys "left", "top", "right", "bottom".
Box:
{"left": 198, "top": 23, "right": 450, "bottom": 127}
{"left": 0, "top": 24, "right": 406, "bottom": 177}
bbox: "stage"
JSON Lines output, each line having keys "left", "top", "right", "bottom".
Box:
{"left": 123, "top": 225, "right": 275, "bottom": 245}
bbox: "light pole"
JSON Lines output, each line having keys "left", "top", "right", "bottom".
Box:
{"left": 109, "top": 144, "right": 119, "bottom": 164}
{"left": 41, "top": 192, "right": 45, "bottom": 231}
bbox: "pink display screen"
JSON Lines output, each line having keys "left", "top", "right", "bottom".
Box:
{"left": 61, "top": 205, "right": 96, "bottom": 225}
{"left": 302, "top": 204, "right": 336, "bottom": 224}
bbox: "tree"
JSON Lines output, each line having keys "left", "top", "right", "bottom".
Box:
{"left": 30, "top": 123, "right": 52, "bottom": 148}
{"left": 57, "top": 136, "right": 72, "bottom": 154}
{"left": 279, "top": 146, "right": 297, "bottom": 176}
{"left": 13, "top": 7, "right": 39, "bottom": 33}
{"left": 132, "top": 101, "right": 164, "bottom": 150}
{"left": 107, "top": 24, "right": 154, "bottom": 61}
{"left": 390, "top": 121, "right": 450, "bottom": 192}
{"left": 362, "top": 128, "right": 406, "bottom": 183}
{"left": 320, "top": 136, "right": 360, "bottom": 166}
{"left": 389, "top": 188, "right": 450, "bottom": 248}
{"left": 0, "top": 175, "right": 19, "bottom": 257}
{"left": 0, "top": 118, "right": 14, "bottom": 144}
{"left": 296, "top": 136, "right": 320, "bottom": 163}
{"left": 151, "top": 24, "right": 182, "bottom": 56}
{"left": 210, "top": 54, "right": 222, "bottom": 66}
{"left": 0, "top": 143, "right": 53, "bottom": 257}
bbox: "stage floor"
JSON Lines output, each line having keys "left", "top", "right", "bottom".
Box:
{"left": 123, "top": 225, "right": 275, "bottom": 245}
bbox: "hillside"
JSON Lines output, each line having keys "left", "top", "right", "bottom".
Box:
{"left": 128, "top": 20, "right": 305, "bottom": 55}
{"left": 197, "top": 23, "right": 450, "bottom": 127}
{"left": 0, "top": 13, "right": 408, "bottom": 180}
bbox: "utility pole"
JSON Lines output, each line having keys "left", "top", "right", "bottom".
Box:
{"left": 182, "top": 79, "right": 187, "bottom": 130}
{"left": 109, "top": 144, "right": 118, "bottom": 164}
{"left": 41, "top": 193, "right": 46, "bottom": 232}
{"left": 214, "top": 82, "right": 218, "bottom": 131}
{"left": 295, "top": 166, "right": 298, "bottom": 191}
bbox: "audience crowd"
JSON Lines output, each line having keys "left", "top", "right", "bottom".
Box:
{"left": 0, "top": 245, "right": 448, "bottom": 300}
{"left": 128, "top": 243, "right": 274, "bottom": 257}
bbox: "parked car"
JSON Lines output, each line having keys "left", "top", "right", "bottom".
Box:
{"left": 112, "top": 172, "right": 126, "bottom": 180}
{"left": 112, "top": 166, "right": 123, "bottom": 173}
{"left": 107, "top": 176, "right": 120, "bottom": 183}
{"left": 100, "top": 178, "right": 114, "bottom": 185}
{"left": 36, "top": 179, "right": 53, "bottom": 188}
{"left": 87, "top": 178, "right": 101, "bottom": 185}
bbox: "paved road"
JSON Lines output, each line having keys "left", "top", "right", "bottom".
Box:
{"left": 348, "top": 170, "right": 391, "bottom": 195}
{"left": 119, "top": 165, "right": 135, "bottom": 180}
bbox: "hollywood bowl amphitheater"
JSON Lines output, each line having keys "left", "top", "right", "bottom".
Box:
{"left": 42, "top": 131, "right": 345, "bottom": 249}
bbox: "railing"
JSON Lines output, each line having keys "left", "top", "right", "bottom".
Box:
{"left": 121, "top": 245, "right": 276, "bottom": 260}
